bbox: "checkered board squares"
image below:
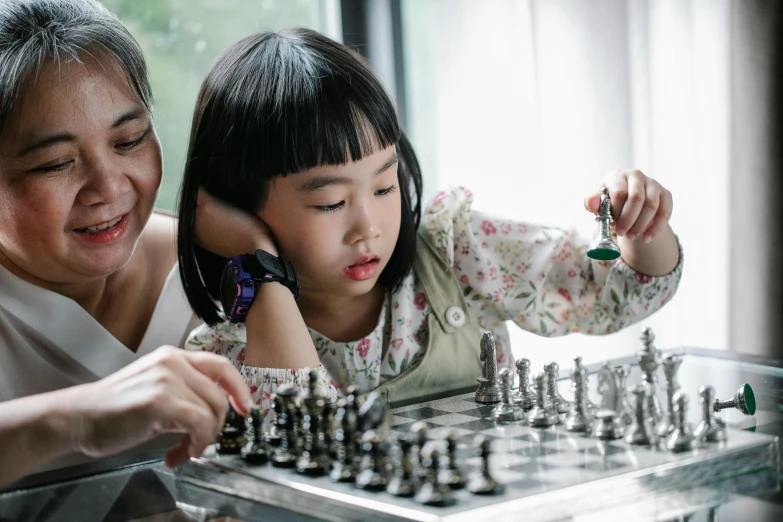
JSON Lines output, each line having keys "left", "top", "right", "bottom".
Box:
{"left": 178, "top": 390, "right": 779, "bottom": 522}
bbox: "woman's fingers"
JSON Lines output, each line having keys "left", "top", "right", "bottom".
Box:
{"left": 184, "top": 351, "right": 253, "bottom": 415}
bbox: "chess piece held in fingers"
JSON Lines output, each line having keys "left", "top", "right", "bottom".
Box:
{"left": 587, "top": 187, "right": 621, "bottom": 261}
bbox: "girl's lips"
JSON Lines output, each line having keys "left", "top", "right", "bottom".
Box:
{"left": 72, "top": 214, "right": 129, "bottom": 245}
{"left": 343, "top": 258, "right": 380, "bottom": 281}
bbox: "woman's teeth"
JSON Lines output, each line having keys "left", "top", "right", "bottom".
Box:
{"left": 78, "top": 216, "right": 122, "bottom": 233}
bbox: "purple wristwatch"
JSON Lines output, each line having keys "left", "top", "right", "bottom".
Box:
{"left": 220, "top": 250, "right": 300, "bottom": 323}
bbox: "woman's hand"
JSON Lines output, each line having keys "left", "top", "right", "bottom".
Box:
{"left": 196, "top": 188, "right": 278, "bottom": 257}
{"left": 65, "top": 346, "right": 253, "bottom": 468}
{"left": 584, "top": 169, "right": 673, "bottom": 244}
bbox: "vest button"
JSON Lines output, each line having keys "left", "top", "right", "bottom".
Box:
{"left": 445, "top": 306, "right": 466, "bottom": 327}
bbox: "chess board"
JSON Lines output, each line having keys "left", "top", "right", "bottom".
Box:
{"left": 175, "top": 392, "right": 780, "bottom": 522}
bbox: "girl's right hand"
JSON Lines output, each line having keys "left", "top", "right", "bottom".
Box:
{"left": 195, "top": 188, "right": 278, "bottom": 257}
{"left": 64, "top": 346, "right": 253, "bottom": 468}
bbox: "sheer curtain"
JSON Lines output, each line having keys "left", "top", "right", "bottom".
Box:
{"left": 402, "top": 0, "right": 730, "bottom": 370}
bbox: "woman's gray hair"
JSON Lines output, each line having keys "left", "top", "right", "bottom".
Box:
{"left": 0, "top": 0, "right": 152, "bottom": 137}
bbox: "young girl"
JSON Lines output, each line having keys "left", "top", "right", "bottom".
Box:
{"left": 179, "top": 29, "right": 683, "bottom": 411}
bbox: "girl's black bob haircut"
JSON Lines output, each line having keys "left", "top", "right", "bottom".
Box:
{"left": 178, "top": 28, "right": 423, "bottom": 326}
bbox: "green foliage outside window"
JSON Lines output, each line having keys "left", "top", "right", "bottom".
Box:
{"left": 100, "top": 0, "right": 322, "bottom": 211}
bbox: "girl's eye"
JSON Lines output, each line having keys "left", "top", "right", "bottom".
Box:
{"left": 34, "top": 160, "right": 73, "bottom": 174}
{"left": 315, "top": 201, "right": 344, "bottom": 212}
{"left": 116, "top": 129, "right": 148, "bottom": 151}
{"left": 376, "top": 185, "right": 397, "bottom": 196}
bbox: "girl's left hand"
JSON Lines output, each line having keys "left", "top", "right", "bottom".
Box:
{"left": 584, "top": 169, "right": 673, "bottom": 244}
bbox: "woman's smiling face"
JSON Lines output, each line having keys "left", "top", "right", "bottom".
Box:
{"left": 0, "top": 54, "right": 162, "bottom": 284}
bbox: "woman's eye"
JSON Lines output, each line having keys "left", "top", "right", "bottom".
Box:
{"left": 116, "top": 130, "right": 148, "bottom": 151}
{"left": 376, "top": 185, "right": 397, "bottom": 196}
{"left": 315, "top": 201, "right": 344, "bottom": 212}
{"left": 34, "top": 160, "right": 73, "bottom": 174}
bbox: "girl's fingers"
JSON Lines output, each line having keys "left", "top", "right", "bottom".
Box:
{"left": 627, "top": 180, "right": 661, "bottom": 239}
{"left": 164, "top": 435, "right": 191, "bottom": 468}
{"left": 642, "top": 189, "right": 674, "bottom": 243}
{"left": 613, "top": 172, "right": 645, "bottom": 236}
{"left": 584, "top": 193, "right": 602, "bottom": 214}
{"left": 181, "top": 362, "right": 231, "bottom": 424}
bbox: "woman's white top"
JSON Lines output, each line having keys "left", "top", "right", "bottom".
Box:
{"left": 0, "top": 262, "right": 195, "bottom": 402}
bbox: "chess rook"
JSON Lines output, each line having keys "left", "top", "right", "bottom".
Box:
{"left": 513, "top": 358, "right": 537, "bottom": 410}
{"left": 695, "top": 385, "right": 728, "bottom": 443}
{"left": 492, "top": 367, "right": 526, "bottom": 423}
{"left": 713, "top": 383, "right": 756, "bottom": 416}
{"left": 658, "top": 353, "right": 683, "bottom": 437}
{"left": 475, "top": 332, "right": 502, "bottom": 403}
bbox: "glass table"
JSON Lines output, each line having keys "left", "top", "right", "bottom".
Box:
{"left": 1, "top": 347, "right": 780, "bottom": 522}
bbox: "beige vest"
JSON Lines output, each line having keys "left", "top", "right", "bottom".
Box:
{"left": 376, "top": 234, "right": 483, "bottom": 407}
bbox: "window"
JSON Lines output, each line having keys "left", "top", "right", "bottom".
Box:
{"left": 101, "top": 0, "right": 327, "bottom": 211}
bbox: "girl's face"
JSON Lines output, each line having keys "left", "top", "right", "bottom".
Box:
{"left": 259, "top": 145, "right": 402, "bottom": 300}
{"left": 0, "top": 56, "right": 162, "bottom": 285}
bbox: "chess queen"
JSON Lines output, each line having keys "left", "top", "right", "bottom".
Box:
{"left": 178, "top": 27, "right": 684, "bottom": 414}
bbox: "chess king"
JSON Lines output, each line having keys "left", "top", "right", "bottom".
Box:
{"left": 176, "top": 23, "right": 684, "bottom": 415}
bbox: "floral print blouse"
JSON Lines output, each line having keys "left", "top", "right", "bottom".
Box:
{"left": 186, "top": 187, "right": 683, "bottom": 413}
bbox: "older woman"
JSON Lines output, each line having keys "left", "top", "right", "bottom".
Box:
{"left": 0, "top": 0, "right": 255, "bottom": 486}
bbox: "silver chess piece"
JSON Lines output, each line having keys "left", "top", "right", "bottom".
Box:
{"left": 713, "top": 383, "right": 756, "bottom": 416}
{"left": 596, "top": 362, "right": 625, "bottom": 433}
{"left": 493, "top": 368, "right": 526, "bottom": 423}
{"left": 565, "top": 363, "right": 593, "bottom": 433}
{"left": 637, "top": 327, "right": 663, "bottom": 425}
{"left": 614, "top": 364, "right": 633, "bottom": 426}
{"left": 241, "top": 406, "right": 270, "bottom": 465}
{"left": 467, "top": 436, "right": 505, "bottom": 495}
{"left": 356, "top": 430, "right": 389, "bottom": 490}
{"left": 571, "top": 356, "right": 596, "bottom": 415}
{"left": 440, "top": 431, "right": 468, "bottom": 489}
{"left": 527, "top": 372, "right": 559, "bottom": 427}
{"left": 544, "top": 362, "right": 570, "bottom": 414}
{"left": 665, "top": 391, "right": 697, "bottom": 453}
{"left": 624, "top": 385, "right": 658, "bottom": 446}
{"left": 386, "top": 434, "right": 417, "bottom": 497}
{"left": 587, "top": 187, "right": 621, "bottom": 260}
{"left": 513, "top": 358, "right": 537, "bottom": 410}
{"left": 475, "top": 332, "right": 501, "bottom": 403}
{"left": 695, "top": 385, "right": 727, "bottom": 443}
{"left": 657, "top": 353, "right": 683, "bottom": 437}
{"left": 414, "top": 447, "right": 455, "bottom": 507}
{"left": 592, "top": 410, "right": 623, "bottom": 440}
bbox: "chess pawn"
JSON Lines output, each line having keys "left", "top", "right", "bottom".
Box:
{"left": 440, "top": 430, "right": 468, "bottom": 489}
{"left": 713, "top": 383, "right": 756, "bottom": 416}
{"left": 264, "top": 394, "right": 283, "bottom": 447}
{"left": 356, "top": 431, "right": 389, "bottom": 491}
{"left": 624, "top": 385, "right": 658, "bottom": 446}
{"left": 414, "top": 448, "right": 455, "bottom": 507}
{"left": 592, "top": 410, "right": 623, "bottom": 440}
{"left": 215, "top": 406, "right": 245, "bottom": 455}
{"left": 513, "top": 358, "right": 537, "bottom": 410}
{"left": 241, "top": 406, "right": 270, "bottom": 465}
{"left": 613, "top": 364, "right": 633, "bottom": 426}
{"left": 571, "top": 356, "right": 596, "bottom": 415}
{"left": 657, "top": 353, "right": 682, "bottom": 437}
{"left": 587, "top": 187, "right": 621, "bottom": 260}
{"left": 492, "top": 368, "right": 526, "bottom": 423}
{"left": 666, "top": 391, "right": 697, "bottom": 453}
{"left": 637, "top": 327, "right": 663, "bottom": 425}
{"left": 467, "top": 436, "right": 505, "bottom": 495}
{"left": 386, "top": 435, "right": 417, "bottom": 497}
{"left": 411, "top": 421, "right": 430, "bottom": 481}
{"left": 544, "top": 362, "right": 570, "bottom": 415}
{"left": 475, "top": 332, "right": 502, "bottom": 403}
{"left": 565, "top": 366, "right": 593, "bottom": 433}
{"left": 694, "top": 385, "right": 727, "bottom": 443}
{"left": 527, "top": 372, "right": 559, "bottom": 427}
{"left": 330, "top": 398, "right": 359, "bottom": 482}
